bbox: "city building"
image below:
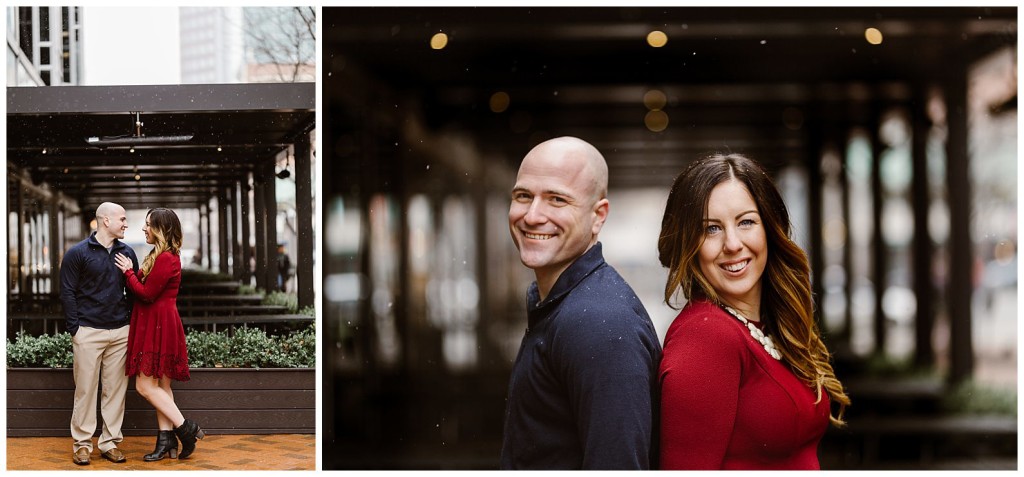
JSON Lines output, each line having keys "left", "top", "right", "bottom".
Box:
{"left": 179, "top": 6, "right": 245, "bottom": 84}
{"left": 7, "top": 6, "right": 83, "bottom": 86}
{"left": 179, "top": 6, "right": 314, "bottom": 84}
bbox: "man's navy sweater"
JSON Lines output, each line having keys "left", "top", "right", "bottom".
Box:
{"left": 59, "top": 232, "right": 139, "bottom": 336}
{"left": 500, "top": 242, "right": 662, "bottom": 469}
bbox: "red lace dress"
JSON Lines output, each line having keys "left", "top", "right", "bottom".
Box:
{"left": 123, "top": 251, "right": 190, "bottom": 381}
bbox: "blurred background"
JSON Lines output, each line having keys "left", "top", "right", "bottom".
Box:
{"left": 323, "top": 7, "right": 1017, "bottom": 470}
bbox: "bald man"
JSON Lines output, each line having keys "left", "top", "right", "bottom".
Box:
{"left": 502, "top": 137, "right": 662, "bottom": 469}
{"left": 60, "top": 202, "right": 139, "bottom": 465}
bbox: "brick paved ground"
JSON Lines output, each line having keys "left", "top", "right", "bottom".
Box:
{"left": 7, "top": 434, "right": 315, "bottom": 471}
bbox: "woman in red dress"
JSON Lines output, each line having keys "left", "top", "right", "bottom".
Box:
{"left": 656, "top": 154, "right": 850, "bottom": 469}
{"left": 114, "top": 208, "right": 205, "bottom": 461}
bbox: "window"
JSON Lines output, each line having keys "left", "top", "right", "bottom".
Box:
{"left": 18, "top": 6, "right": 32, "bottom": 62}
{"left": 39, "top": 6, "right": 49, "bottom": 41}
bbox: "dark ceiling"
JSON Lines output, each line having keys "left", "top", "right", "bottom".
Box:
{"left": 7, "top": 82, "right": 316, "bottom": 212}
{"left": 324, "top": 7, "right": 1016, "bottom": 189}
{"left": 328, "top": 7, "right": 1015, "bottom": 85}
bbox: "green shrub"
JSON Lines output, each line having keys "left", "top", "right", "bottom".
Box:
{"left": 6, "top": 331, "right": 73, "bottom": 368}
{"left": 298, "top": 305, "right": 315, "bottom": 317}
{"left": 186, "top": 325, "right": 316, "bottom": 368}
{"left": 238, "top": 284, "right": 261, "bottom": 296}
{"left": 943, "top": 380, "right": 1017, "bottom": 416}
{"left": 229, "top": 326, "right": 280, "bottom": 368}
{"left": 863, "top": 354, "right": 915, "bottom": 377}
{"left": 8, "top": 325, "right": 315, "bottom": 369}
{"left": 263, "top": 291, "right": 298, "bottom": 313}
{"left": 183, "top": 330, "right": 233, "bottom": 368}
{"left": 278, "top": 323, "right": 316, "bottom": 368}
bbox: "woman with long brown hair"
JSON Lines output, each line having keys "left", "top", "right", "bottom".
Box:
{"left": 657, "top": 154, "right": 849, "bottom": 469}
{"left": 114, "top": 208, "right": 205, "bottom": 461}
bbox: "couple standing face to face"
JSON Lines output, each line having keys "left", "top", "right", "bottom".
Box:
{"left": 95, "top": 203, "right": 180, "bottom": 249}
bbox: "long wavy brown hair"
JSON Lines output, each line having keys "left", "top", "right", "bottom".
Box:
{"left": 658, "top": 153, "right": 849, "bottom": 426}
{"left": 140, "top": 208, "right": 183, "bottom": 280}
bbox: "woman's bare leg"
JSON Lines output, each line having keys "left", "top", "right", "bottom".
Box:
{"left": 156, "top": 376, "right": 177, "bottom": 429}
{"left": 136, "top": 374, "right": 184, "bottom": 429}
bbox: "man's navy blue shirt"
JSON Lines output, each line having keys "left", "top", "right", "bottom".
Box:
{"left": 59, "top": 232, "right": 139, "bottom": 336}
{"left": 501, "top": 242, "right": 662, "bottom": 469}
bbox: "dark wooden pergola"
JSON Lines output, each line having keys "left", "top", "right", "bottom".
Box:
{"left": 7, "top": 82, "right": 316, "bottom": 310}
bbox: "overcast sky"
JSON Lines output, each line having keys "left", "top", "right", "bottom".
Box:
{"left": 80, "top": 7, "right": 181, "bottom": 86}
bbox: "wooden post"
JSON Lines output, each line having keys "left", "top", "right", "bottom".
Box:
{"left": 263, "top": 156, "right": 279, "bottom": 291}
{"left": 295, "top": 134, "right": 315, "bottom": 311}
{"left": 241, "top": 173, "right": 253, "bottom": 285}
{"left": 945, "top": 59, "right": 973, "bottom": 384}
{"left": 254, "top": 172, "right": 268, "bottom": 291}
{"left": 911, "top": 89, "right": 936, "bottom": 369}
{"left": 218, "top": 187, "right": 230, "bottom": 275}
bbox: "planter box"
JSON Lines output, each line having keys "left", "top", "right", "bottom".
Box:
{"left": 7, "top": 368, "right": 314, "bottom": 437}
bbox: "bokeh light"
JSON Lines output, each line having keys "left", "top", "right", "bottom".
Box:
{"left": 647, "top": 30, "right": 668, "bottom": 48}
{"left": 994, "top": 240, "right": 1016, "bottom": 264}
{"left": 643, "top": 89, "right": 667, "bottom": 110}
{"left": 644, "top": 110, "right": 669, "bottom": 132}
{"left": 430, "top": 32, "right": 449, "bottom": 50}
{"left": 865, "top": 27, "right": 883, "bottom": 45}
{"left": 489, "top": 91, "right": 510, "bottom": 113}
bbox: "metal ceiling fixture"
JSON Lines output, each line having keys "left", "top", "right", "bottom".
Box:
{"left": 277, "top": 154, "right": 292, "bottom": 179}
{"left": 85, "top": 111, "right": 194, "bottom": 147}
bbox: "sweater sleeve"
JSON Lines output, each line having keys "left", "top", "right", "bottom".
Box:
{"left": 123, "top": 247, "right": 140, "bottom": 311}
{"left": 554, "top": 309, "right": 658, "bottom": 469}
{"left": 124, "top": 252, "right": 179, "bottom": 303}
{"left": 659, "top": 310, "right": 745, "bottom": 469}
{"left": 59, "top": 248, "right": 83, "bottom": 335}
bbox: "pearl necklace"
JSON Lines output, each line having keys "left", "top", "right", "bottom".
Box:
{"left": 723, "top": 305, "right": 782, "bottom": 361}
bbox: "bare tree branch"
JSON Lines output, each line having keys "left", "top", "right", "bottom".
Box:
{"left": 295, "top": 6, "right": 316, "bottom": 41}
{"left": 245, "top": 6, "right": 315, "bottom": 82}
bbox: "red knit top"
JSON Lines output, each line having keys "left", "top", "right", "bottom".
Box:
{"left": 658, "top": 299, "right": 830, "bottom": 470}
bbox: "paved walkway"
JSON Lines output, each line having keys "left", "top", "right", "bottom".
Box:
{"left": 7, "top": 434, "right": 315, "bottom": 471}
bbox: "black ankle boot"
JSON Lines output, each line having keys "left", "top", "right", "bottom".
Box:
{"left": 173, "top": 418, "right": 206, "bottom": 459}
{"left": 144, "top": 430, "right": 179, "bottom": 461}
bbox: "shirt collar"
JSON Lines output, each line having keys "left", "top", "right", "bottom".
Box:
{"left": 87, "top": 231, "right": 121, "bottom": 250}
{"left": 527, "top": 241, "right": 606, "bottom": 317}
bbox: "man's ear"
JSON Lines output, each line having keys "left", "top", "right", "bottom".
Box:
{"left": 591, "top": 198, "right": 609, "bottom": 235}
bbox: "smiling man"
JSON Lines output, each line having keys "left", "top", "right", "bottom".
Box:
{"left": 501, "top": 136, "right": 662, "bottom": 470}
{"left": 60, "top": 202, "right": 139, "bottom": 465}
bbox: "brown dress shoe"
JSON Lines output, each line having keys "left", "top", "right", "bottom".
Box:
{"left": 101, "top": 447, "right": 127, "bottom": 463}
{"left": 73, "top": 448, "right": 90, "bottom": 465}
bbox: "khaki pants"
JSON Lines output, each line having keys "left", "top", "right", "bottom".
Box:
{"left": 70, "top": 325, "right": 129, "bottom": 453}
